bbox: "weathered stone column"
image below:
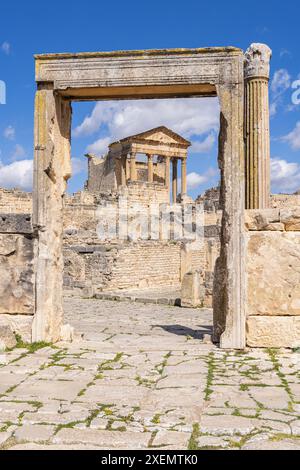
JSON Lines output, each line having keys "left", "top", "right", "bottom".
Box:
{"left": 213, "top": 78, "right": 245, "bottom": 350}
{"left": 172, "top": 158, "right": 178, "bottom": 204}
{"left": 32, "top": 86, "right": 72, "bottom": 342}
{"left": 181, "top": 158, "right": 187, "bottom": 196}
{"left": 165, "top": 156, "right": 170, "bottom": 190}
{"left": 244, "top": 43, "right": 272, "bottom": 209}
{"left": 125, "top": 155, "right": 130, "bottom": 183}
{"left": 121, "top": 155, "right": 126, "bottom": 186}
{"left": 130, "top": 152, "right": 137, "bottom": 181}
{"left": 147, "top": 154, "right": 153, "bottom": 183}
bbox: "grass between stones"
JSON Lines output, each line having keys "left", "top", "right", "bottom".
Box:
{"left": 154, "top": 351, "right": 171, "bottom": 376}
{"left": 188, "top": 423, "right": 201, "bottom": 450}
{"left": 151, "top": 413, "right": 161, "bottom": 424}
{"left": 6, "top": 335, "right": 52, "bottom": 354}
{"left": 204, "top": 352, "right": 215, "bottom": 401}
{"left": 54, "top": 407, "right": 102, "bottom": 434}
{"left": 267, "top": 348, "right": 295, "bottom": 411}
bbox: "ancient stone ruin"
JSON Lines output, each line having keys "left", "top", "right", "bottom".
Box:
{"left": 85, "top": 126, "right": 190, "bottom": 204}
{"left": 0, "top": 43, "right": 300, "bottom": 350}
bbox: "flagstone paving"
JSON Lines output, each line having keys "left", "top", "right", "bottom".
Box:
{"left": 0, "top": 296, "right": 299, "bottom": 450}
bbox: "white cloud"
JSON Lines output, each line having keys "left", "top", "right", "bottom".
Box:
{"left": 3, "top": 125, "right": 15, "bottom": 140}
{"left": 74, "top": 98, "right": 220, "bottom": 155}
{"left": 271, "top": 69, "right": 291, "bottom": 95}
{"left": 269, "top": 102, "right": 277, "bottom": 117}
{"left": 187, "top": 172, "right": 208, "bottom": 189}
{"left": 280, "top": 49, "right": 292, "bottom": 59}
{"left": 1, "top": 41, "right": 10, "bottom": 55}
{"left": 11, "top": 144, "right": 26, "bottom": 161}
{"left": 270, "top": 69, "right": 291, "bottom": 116}
{"left": 271, "top": 157, "right": 300, "bottom": 193}
{"left": 190, "top": 133, "right": 215, "bottom": 153}
{"left": 73, "top": 103, "right": 118, "bottom": 137}
{"left": 86, "top": 137, "right": 111, "bottom": 156}
{"left": 282, "top": 122, "right": 300, "bottom": 149}
{"left": 185, "top": 168, "right": 218, "bottom": 190}
{"left": 0, "top": 159, "right": 33, "bottom": 191}
{"left": 71, "top": 157, "right": 86, "bottom": 175}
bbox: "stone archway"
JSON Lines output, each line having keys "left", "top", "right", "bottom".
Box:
{"left": 32, "top": 46, "right": 267, "bottom": 349}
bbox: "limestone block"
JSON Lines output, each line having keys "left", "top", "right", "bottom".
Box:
{"left": 247, "top": 232, "right": 300, "bottom": 316}
{"left": 0, "top": 314, "right": 32, "bottom": 342}
{"left": 280, "top": 207, "right": 300, "bottom": 231}
{"left": 0, "top": 319, "right": 17, "bottom": 350}
{"left": 0, "top": 213, "right": 32, "bottom": 233}
{"left": 245, "top": 209, "right": 280, "bottom": 230}
{"left": 247, "top": 316, "right": 300, "bottom": 348}
{"left": 181, "top": 270, "right": 204, "bottom": 308}
{"left": 0, "top": 234, "right": 35, "bottom": 314}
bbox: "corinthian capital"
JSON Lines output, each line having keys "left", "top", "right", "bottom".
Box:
{"left": 244, "top": 43, "right": 272, "bottom": 80}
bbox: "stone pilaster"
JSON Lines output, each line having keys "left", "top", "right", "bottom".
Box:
{"left": 244, "top": 43, "right": 272, "bottom": 209}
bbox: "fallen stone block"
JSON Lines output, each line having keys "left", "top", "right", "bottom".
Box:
{"left": 181, "top": 270, "right": 204, "bottom": 308}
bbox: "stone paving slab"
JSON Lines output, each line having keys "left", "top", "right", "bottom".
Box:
{"left": 53, "top": 428, "right": 152, "bottom": 449}
{"left": 0, "top": 296, "right": 299, "bottom": 450}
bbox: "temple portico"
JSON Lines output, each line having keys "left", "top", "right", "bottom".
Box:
{"left": 85, "top": 126, "right": 191, "bottom": 204}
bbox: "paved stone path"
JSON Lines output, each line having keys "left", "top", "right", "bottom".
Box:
{"left": 0, "top": 297, "right": 299, "bottom": 450}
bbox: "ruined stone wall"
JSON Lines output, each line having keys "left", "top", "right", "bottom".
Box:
{"left": 245, "top": 207, "right": 300, "bottom": 348}
{"left": 124, "top": 182, "right": 169, "bottom": 205}
{"left": 85, "top": 156, "right": 117, "bottom": 193}
{"left": 64, "top": 191, "right": 101, "bottom": 233}
{"left": 63, "top": 240, "right": 184, "bottom": 294}
{"left": 0, "top": 189, "right": 32, "bottom": 214}
{"left": 0, "top": 213, "right": 35, "bottom": 344}
{"left": 270, "top": 193, "right": 300, "bottom": 209}
{"left": 63, "top": 187, "right": 170, "bottom": 239}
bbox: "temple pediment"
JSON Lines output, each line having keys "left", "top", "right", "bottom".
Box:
{"left": 111, "top": 126, "right": 191, "bottom": 148}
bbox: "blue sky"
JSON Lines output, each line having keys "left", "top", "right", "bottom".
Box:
{"left": 0, "top": 0, "right": 300, "bottom": 197}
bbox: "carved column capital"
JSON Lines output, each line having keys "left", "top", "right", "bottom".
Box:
{"left": 244, "top": 43, "right": 272, "bottom": 80}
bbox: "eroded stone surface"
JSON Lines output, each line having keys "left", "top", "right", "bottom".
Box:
{"left": 0, "top": 234, "right": 35, "bottom": 315}
{"left": 247, "top": 316, "right": 300, "bottom": 348}
{"left": 0, "top": 320, "right": 16, "bottom": 350}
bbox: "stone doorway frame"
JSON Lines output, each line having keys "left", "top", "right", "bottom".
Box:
{"left": 32, "top": 47, "right": 245, "bottom": 349}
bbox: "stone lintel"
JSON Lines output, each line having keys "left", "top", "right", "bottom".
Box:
{"left": 35, "top": 46, "right": 243, "bottom": 62}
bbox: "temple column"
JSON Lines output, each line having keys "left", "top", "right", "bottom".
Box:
{"left": 125, "top": 155, "right": 130, "bottom": 183}
{"left": 130, "top": 152, "right": 137, "bottom": 181}
{"left": 181, "top": 158, "right": 187, "bottom": 197}
{"left": 147, "top": 154, "right": 153, "bottom": 183}
{"left": 244, "top": 43, "right": 272, "bottom": 209}
{"left": 121, "top": 155, "right": 126, "bottom": 186}
{"left": 172, "top": 158, "right": 178, "bottom": 204}
{"left": 165, "top": 156, "right": 170, "bottom": 190}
